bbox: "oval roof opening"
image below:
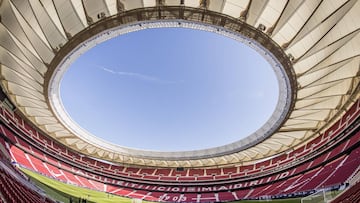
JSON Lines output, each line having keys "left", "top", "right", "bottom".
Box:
{"left": 60, "top": 27, "right": 279, "bottom": 152}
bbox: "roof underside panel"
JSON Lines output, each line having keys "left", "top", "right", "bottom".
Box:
{"left": 122, "top": 0, "right": 144, "bottom": 10}
{"left": 1, "top": 66, "right": 42, "bottom": 92}
{"left": 40, "top": 0, "right": 68, "bottom": 38}
{"left": 82, "top": 0, "right": 111, "bottom": 24}
{"left": 29, "top": 0, "right": 68, "bottom": 50}
{"left": 53, "top": 0, "right": 87, "bottom": 37}
{"left": 0, "top": 1, "right": 42, "bottom": 62}
{"left": 103, "top": 0, "right": 118, "bottom": 16}
{"left": 253, "top": 0, "right": 287, "bottom": 30}
{"left": 11, "top": 0, "right": 52, "bottom": 50}
{"left": 208, "top": 0, "right": 225, "bottom": 13}
{"left": 272, "top": 0, "right": 322, "bottom": 47}
{"left": 222, "top": 0, "right": 248, "bottom": 18}
{"left": 10, "top": 1, "right": 54, "bottom": 63}
{"left": 7, "top": 83, "right": 45, "bottom": 101}
{"left": 289, "top": 0, "right": 350, "bottom": 47}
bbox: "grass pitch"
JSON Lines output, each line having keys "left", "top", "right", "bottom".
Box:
{"left": 21, "top": 168, "right": 145, "bottom": 203}
{"left": 22, "top": 167, "right": 302, "bottom": 203}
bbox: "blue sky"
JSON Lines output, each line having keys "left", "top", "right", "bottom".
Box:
{"left": 60, "top": 28, "right": 278, "bottom": 152}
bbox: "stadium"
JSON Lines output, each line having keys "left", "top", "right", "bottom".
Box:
{"left": 0, "top": 0, "right": 359, "bottom": 203}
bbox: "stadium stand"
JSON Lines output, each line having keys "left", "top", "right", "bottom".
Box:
{"left": 0, "top": 98, "right": 359, "bottom": 202}
{"left": 0, "top": 151, "right": 55, "bottom": 202}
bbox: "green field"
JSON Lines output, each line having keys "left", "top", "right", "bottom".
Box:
{"left": 21, "top": 168, "right": 147, "bottom": 203}
{"left": 22, "top": 167, "right": 303, "bottom": 203}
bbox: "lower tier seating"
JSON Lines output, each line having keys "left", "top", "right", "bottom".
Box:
{"left": 0, "top": 159, "right": 55, "bottom": 203}
{"left": 4, "top": 137, "right": 360, "bottom": 202}
{"left": 331, "top": 180, "right": 360, "bottom": 203}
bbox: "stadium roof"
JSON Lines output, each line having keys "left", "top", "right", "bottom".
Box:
{"left": 0, "top": 0, "right": 359, "bottom": 167}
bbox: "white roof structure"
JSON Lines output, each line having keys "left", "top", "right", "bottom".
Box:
{"left": 0, "top": 0, "right": 359, "bottom": 168}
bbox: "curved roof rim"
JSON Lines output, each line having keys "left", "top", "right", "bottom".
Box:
{"left": 48, "top": 20, "right": 294, "bottom": 160}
